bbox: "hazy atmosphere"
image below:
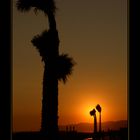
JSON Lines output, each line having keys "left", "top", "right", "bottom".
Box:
{"left": 13, "top": 0, "right": 127, "bottom": 132}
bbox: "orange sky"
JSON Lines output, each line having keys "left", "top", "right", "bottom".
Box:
{"left": 13, "top": 0, "right": 127, "bottom": 132}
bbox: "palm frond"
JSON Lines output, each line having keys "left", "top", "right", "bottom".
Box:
{"left": 57, "top": 54, "right": 76, "bottom": 83}
{"left": 16, "top": 0, "right": 56, "bottom": 14}
{"left": 16, "top": 0, "right": 33, "bottom": 12}
{"left": 96, "top": 104, "right": 101, "bottom": 112}
{"left": 31, "top": 29, "right": 59, "bottom": 60}
{"left": 90, "top": 109, "right": 96, "bottom": 116}
{"left": 31, "top": 30, "right": 49, "bottom": 60}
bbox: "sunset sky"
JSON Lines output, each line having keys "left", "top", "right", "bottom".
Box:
{"left": 13, "top": 0, "right": 127, "bottom": 132}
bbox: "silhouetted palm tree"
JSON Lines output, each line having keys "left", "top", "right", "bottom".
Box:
{"left": 90, "top": 109, "right": 97, "bottom": 134}
{"left": 16, "top": 0, "right": 75, "bottom": 137}
{"left": 96, "top": 104, "right": 102, "bottom": 133}
{"left": 31, "top": 30, "right": 75, "bottom": 135}
{"left": 16, "top": 0, "right": 56, "bottom": 29}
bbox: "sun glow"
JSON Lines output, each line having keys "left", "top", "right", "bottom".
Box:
{"left": 59, "top": 89, "right": 118, "bottom": 125}
{"left": 75, "top": 97, "right": 111, "bottom": 123}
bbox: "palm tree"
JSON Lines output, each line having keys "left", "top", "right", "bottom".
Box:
{"left": 31, "top": 30, "right": 75, "bottom": 135}
{"left": 16, "top": 0, "right": 75, "bottom": 137}
{"left": 96, "top": 104, "right": 102, "bottom": 133}
{"left": 16, "top": 0, "right": 56, "bottom": 29}
{"left": 90, "top": 109, "right": 97, "bottom": 134}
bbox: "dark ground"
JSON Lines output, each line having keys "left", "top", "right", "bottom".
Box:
{"left": 12, "top": 131, "right": 91, "bottom": 140}
{"left": 12, "top": 128, "right": 128, "bottom": 140}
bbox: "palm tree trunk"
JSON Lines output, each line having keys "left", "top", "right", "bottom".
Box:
{"left": 40, "top": 10, "right": 59, "bottom": 137}
{"left": 47, "top": 12, "right": 56, "bottom": 30}
{"left": 99, "top": 113, "right": 101, "bottom": 133}
{"left": 94, "top": 114, "right": 97, "bottom": 134}
{"left": 41, "top": 62, "right": 58, "bottom": 137}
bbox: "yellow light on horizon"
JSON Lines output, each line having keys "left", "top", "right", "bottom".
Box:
{"left": 59, "top": 90, "right": 124, "bottom": 125}
{"left": 75, "top": 97, "right": 112, "bottom": 123}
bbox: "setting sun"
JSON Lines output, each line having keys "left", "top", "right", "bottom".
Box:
{"left": 69, "top": 89, "right": 121, "bottom": 124}
{"left": 58, "top": 84, "right": 127, "bottom": 127}
{"left": 77, "top": 100, "right": 106, "bottom": 123}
